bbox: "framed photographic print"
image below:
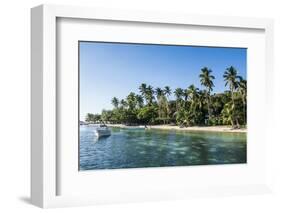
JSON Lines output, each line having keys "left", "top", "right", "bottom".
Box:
{"left": 79, "top": 41, "right": 247, "bottom": 171}
{"left": 31, "top": 4, "right": 274, "bottom": 208}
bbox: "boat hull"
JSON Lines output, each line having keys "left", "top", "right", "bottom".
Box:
{"left": 94, "top": 129, "right": 111, "bottom": 138}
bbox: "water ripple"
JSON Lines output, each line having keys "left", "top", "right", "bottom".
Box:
{"left": 79, "top": 126, "right": 246, "bottom": 170}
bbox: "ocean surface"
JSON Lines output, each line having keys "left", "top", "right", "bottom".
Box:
{"left": 79, "top": 125, "right": 246, "bottom": 170}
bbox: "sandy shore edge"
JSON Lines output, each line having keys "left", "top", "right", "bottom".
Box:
{"left": 106, "top": 124, "right": 246, "bottom": 133}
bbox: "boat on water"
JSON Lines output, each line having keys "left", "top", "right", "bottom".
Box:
{"left": 94, "top": 124, "right": 111, "bottom": 138}
{"left": 80, "top": 121, "right": 89, "bottom": 125}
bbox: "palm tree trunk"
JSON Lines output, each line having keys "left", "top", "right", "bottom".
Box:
{"left": 231, "top": 88, "right": 241, "bottom": 129}
{"left": 243, "top": 98, "right": 246, "bottom": 125}
{"left": 206, "top": 90, "right": 212, "bottom": 123}
{"left": 231, "top": 87, "right": 236, "bottom": 128}
{"left": 235, "top": 117, "right": 240, "bottom": 128}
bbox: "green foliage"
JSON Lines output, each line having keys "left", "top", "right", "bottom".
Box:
{"left": 101, "top": 110, "right": 113, "bottom": 123}
{"left": 221, "top": 102, "right": 235, "bottom": 126}
{"left": 84, "top": 66, "right": 247, "bottom": 128}
{"left": 85, "top": 113, "right": 101, "bottom": 123}
{"left": 111, "top": 97, "right": 119, "bottom": 108}
{"left": 223, "top": 66, "right": 246, "bottom": 128}
{"left": 199, "top": 67, "right": 215, "bottom": 120}
{"left": 137, "top": 105, "right": 158, "bottom": 124}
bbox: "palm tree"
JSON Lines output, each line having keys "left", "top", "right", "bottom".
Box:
{"left": 164, "top": 86, "right": 171, "bottom": 118}
{"left": 174, "top": 88, "right": 183, "bottom": 100}
{"left": 179, "top": 85, "right": 199, "bottom": 126}
{"left": 120, "top": 99, "right": 128, "bottom": 109}
{"left": 164, "top": 86, "right": 171, "bottom": 99}
{"left": 126, "top": 92, "right": 137, "bottom": 110}
{"left": 139, "top": 83, "right": 147, "bottom": 104}
{"left": 85, "top": 113, "right": 94, "bottom": 122}
{"left": 155, "top": 87, "right": 163, "bottom": 100}
{"left": 223, "top": 66, "right": 242, "bottom": 128}
{"left": 155, "top": 87, "right": 169, "bottom": 123}
{"left": 182, "top": 88, "right": 190, "bottom": 109}
{"left": 139, "top": 83, "right": 154, "bottom": 105}
{"left": 174, "top": 88, "right": 184, "bottom": 111}
{"left": 187, "top": 84, "right": 196, "bottom": 96}
{"left": 221, "top": 102, "right": 235, "bottom": 126}
{"left": 188, "top": 86, "right": 206, "bottom": 125}
{"left": 238, "top": 78, "right": 247, "bottom": 125}
{"left": 199, "top": 67, "right": 215, "bottom": 121}
{"left": 135, "top": 95, "right": 144, "bottom": 108}
{"left": 187, "top": 84, "right": 200, "bottom": 110}
{"left": 99, "top": 67, "right": 246, "bottom": 127}
{"left": 146, "top": 85, "right": 154, "bottom": 106}
{"left": 111, "top": 97, "right": 119, "bottom": 108}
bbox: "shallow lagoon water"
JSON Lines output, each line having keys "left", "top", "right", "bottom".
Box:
{"left": 79, "top": 126, "right": 246, "bottom": 170}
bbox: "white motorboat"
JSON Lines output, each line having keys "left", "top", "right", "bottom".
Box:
{"left": 94, "top": 124, "right": 111, "bottom": 138}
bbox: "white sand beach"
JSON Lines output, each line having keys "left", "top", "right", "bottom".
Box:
{"left": 106, "top": 124, "right": 246, "bottom": 133}
{"left": 148, "top": 125, "right": 246, "bottom": 133}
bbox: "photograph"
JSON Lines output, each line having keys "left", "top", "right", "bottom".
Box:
{"left": 79, "top": 41, "right": 247, "bottom": 171}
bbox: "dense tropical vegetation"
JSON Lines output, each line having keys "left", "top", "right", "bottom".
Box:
{"left": 85, "top": 66, "right": 247, "bottom": 128}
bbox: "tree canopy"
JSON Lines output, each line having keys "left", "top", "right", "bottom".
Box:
{"left": 84, "top": 66, "right": 247, "bottom": 128}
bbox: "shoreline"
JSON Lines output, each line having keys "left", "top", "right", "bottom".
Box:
{"left": 106, "top": 124, "right": 247, "bottom": 133}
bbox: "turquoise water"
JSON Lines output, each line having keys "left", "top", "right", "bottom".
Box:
{"left": 79, "top": 126, "right": 246, "bottom": 170}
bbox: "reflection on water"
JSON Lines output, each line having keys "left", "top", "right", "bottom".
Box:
{"left": 79, "top": 126, "right": 246, "bottom": 170}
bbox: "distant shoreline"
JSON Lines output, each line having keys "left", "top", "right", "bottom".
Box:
{"left": 106, "top": 124, "right": 247, "bottom": 133}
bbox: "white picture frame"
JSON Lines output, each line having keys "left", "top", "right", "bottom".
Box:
{"left": 31, "top": 4, "right": 274, "bottom": 208}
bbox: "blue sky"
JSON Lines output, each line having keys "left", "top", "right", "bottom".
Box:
{"left": 80, "top": 42, "right": 246, "bottom": 120}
